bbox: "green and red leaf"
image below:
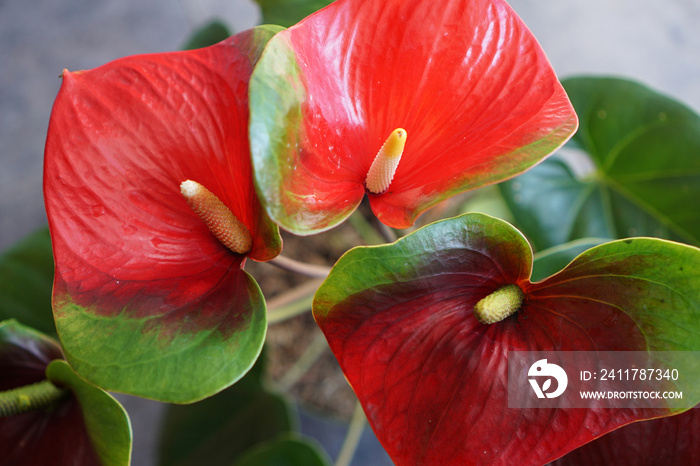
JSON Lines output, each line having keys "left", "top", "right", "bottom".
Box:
{"left": 43, "top": 26, "right": 282, "bottom": 402}
{"left": 249, "top": 0, "right": 577, "bottom": 234}
{"left": 313, "top": 213, "right": 700, "bottom": 465}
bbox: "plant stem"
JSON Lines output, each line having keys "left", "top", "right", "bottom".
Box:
{"left": 377, "top": 221, "right": 397, "bottom": 243}
{"left": 278, "top": 330, "right": 328, "bottom": 391}
{"left": 268, "top": 255, "right": 331, "bottom": 278}
{"left": 0, "top": 379, "right": 69, "bottom": 417}
{"left": 348, "top": 210, "right": 385, "bottom": 245}
{"left": 267, "top": 278, "right": 325, "bottom": 324}
{"left": 335, "top": 401, "right": 367, "bottom": 466}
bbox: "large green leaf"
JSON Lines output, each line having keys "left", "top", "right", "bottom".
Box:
{"left": 500, "top": 77, "right": 700, "bottom": 251}
{"left": 313, "top": 213, "right": 700, "bottom": 465}
{"left": 181, "top": 20, "right": 232, "bottom": 50}
{"left": 253, "top": 0, "right": 334, "bottom": 27}
{"left": 0, "top": 228, "right": 56, "bottom": 337}
{"left": 158, "top": 352, "right": 293, "bottom": 466}
{"left": 234, "top": 435, "right": 330, "bottom": 466}
{"left": 531, "top": 237, "right": 609, "bottom": 282}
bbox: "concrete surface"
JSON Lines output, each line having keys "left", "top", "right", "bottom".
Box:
{"left": 1, "top": 1, "right": 699, "bottom": 465}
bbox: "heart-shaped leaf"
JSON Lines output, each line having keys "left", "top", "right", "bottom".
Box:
{"left": 181, "top": 20, "right": 232, "bottom": 50}
{"left": 43, "top": 27, "right": 282, "bottom": 403}
{"left": 158, "top": 352, "right": 293, "bottom": 466}
{"left": 253, "top": 0, "right": 334, "bottom": 27}
{"left": 0, "top": 320, "right": 131, "bottom": 466}
{"left": 249, "top": 0, "right": 577, "bottom": 234}
{"left": 500, "top": 77, "right": 700, "bottom": 251}
{"left": 0, "top": 228, "right": 56, "bottom": 337}
{"left": 531, "top": 237, "right": 609, "bottom": 282}
{"left": 234, "top": 435, "right": 330, "bottom": 466}
{"left": 313, "top": 213, "right": 700, "bottom": 465}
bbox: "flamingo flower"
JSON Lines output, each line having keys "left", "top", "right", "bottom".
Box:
{"left": 0, "top": 320, "right": 131, "bottom": 465}
{"left": 249, "top": 0, "right": 578, "bottom": 234}
{"left": 313, "top": 213, "right": 700, "bottom": 465}
{"left": 43, "top": 27, "right": 282, "bottom": 403}
{"left": 553, "top": 406, "right": 700, "bottom": 465}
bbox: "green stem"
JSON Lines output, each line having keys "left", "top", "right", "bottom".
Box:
{"left": 267, "top": 278, "right": 325, "bottom": 324}
{"left": 268, "top": 255, "right": 331, "bottom": 278}
{"left": 278, "top": 331, "right": 328, "bottom": 390}
{"left": 348, "top": 210, "right": 386, "bottom": 245}
{"left": 0, "top": 379, "right": 69, "bottom": 417}
{"left": 335, "top": 401, "right": 367, "bottom": 466}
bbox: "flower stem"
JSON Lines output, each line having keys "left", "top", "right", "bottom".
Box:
{"left": 268, "top": 255, "right": 331, "bottom": 278}
{"left": 0, "top": 380, "right": 69, "bottom": 417}
{"left": 335, "top": 401, "right": 367, "bottom": 466}
{"left": 277, "top": 330, "right": 328, "bottom": 391}
{"left": 267, "top": 278, "right": 325, "bottom": 324}
{"left": 348, "top": 209, "right": 385, "bottom": 245}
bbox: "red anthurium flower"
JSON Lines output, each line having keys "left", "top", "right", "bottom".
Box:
{"left": 43, "top": 27, "right": 283, "bottom": 403}
{"left": 249, "top": 0, "right": 578, "bottom": 234}
{"left": 554, "top": 406, "right": 700, "bottom": 465}
{"left": 313, "top": 213, "right": 700, "bottom": 465}
{"left": 0, "top": 320, "right": 131, "bottom": 465}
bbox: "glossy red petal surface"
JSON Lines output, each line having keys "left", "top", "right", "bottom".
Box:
{"left": 44, "top": 29, "right": 279, "bottom": 317}
{"left": 251, "top": 0, "right": 577, "bottom": 232}
{"left": 554, "top": 407, "right": 700, "bottom": 465}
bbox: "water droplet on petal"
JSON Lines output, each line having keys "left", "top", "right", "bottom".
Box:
{"left": 122, "top": 224, "right": 137, "bottom": 236}
{"left": 91, "top": 205, "right": 105, "bottom": 217}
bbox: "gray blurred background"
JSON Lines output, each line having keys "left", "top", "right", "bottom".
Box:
{"left": 1, "top": 0, "right": 699, "bottom": 464}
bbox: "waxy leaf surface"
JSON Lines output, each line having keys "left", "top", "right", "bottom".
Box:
{"left": 43, "top": 27, "right": 282, "bottom": 402}
{"left": 500, "top": 77, "right": 700, "bottom": 251}
{"left": 234, "top": 436, "right": 330, "bottom": 466}
{"left": 313, "top": 213, "right": 700, "bottom": 465}
{"left": 254, "top": 0, "right": 334, "bottom": 27}
{"left": 250, "top": 0, "right": 577, "bottom": 234}
{"left": 0, "top": 228, "right": 56, "bottom": 337}
{"left": 158, "top": 353, "right": 293, "bottom": 466}
{"left": 0, "top": 320, "right": 131, "bottom": 466}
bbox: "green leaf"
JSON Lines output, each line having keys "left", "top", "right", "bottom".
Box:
{"left": 254, "top": 0, "right": 334, "bottom": 27}
{"left": 458, "top": 186, "right": 515, "bottom": 225}
{"left": 47, "top": 360, "right": 132, "bottom": 466}
{"left": 182, "top": 20, "right": 232, "bottom": 50}
{"left": 531, "top": 237, "right": 609, "bottom": 282}
{"left": 500, "top": 76, "right": 700, "bottom": 250}
{"left": 0, "top": 228, "right": 56, "bottom": 337}
{"left": 158, "top": 353, "right": 293, "bottom": 466}
{"left": 234, "top": 435, "right": 330, "bottom": 466}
